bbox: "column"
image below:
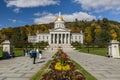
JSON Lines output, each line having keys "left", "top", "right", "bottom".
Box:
{"left": 64, "top": 33, "right": 66, "bottom": 44}
{"left": 51, "top": 34, "right": 53, "bottom": 44}
{"left": 49, "top": 34, "right": 51, "bottom": 44}
{"left": 68, "top": 34, "right": 70, "bottom": 44}
{"left": 61, "top": 34, "right": 63, "bottom": 44}
{"left": 57, "top": 34, "right": 59, "bottom": 44}
{"left": 63, "top": 34, "right": 64, "bottom": 44}
{"left": 66, "top": 34, "right": 68, "bottom": 44}
{"left": 60, "top": 34, "right": 61, "bottom": 44}
{"left": 54, "top": 34, "right": 57, "bottom": 44}
{"left": 53, "top": 34, "right": 55, "bottom": 44}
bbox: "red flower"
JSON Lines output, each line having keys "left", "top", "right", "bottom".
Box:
{"left": 63, "top": 53, "right": 67, "bottom": 58}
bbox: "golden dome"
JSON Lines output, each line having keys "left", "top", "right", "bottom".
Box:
{"left": 55, "top": 12, "right": 64, "bottom": 21}
{"left": 55, "top": 16, "right": 64, "bottom": 21}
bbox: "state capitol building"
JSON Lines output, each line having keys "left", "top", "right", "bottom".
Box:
{"left": 28, "top": 13, "right": 83, "bottom": 46}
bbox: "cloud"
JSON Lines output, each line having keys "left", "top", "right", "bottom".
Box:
{"left": 5, "top": 0, "right": 60, "bottom": 8}
{"left": 34, "top": 11, "right": 49, "bottom": 16}
{"left": 73, "top": 0, "right": 120, "bottom": 12}
{"left": 8, "top": 19, "right": 17, "bottom": 23}
{"left": 34, "top": 13, "right": 56, "bottom": 24}
{"left": 13, "top": 8, "right": 20, "bottom": 13}
{"left": 34, "top": 12, "right": 96, "bottom": 24}
{"left": 98, "top": 16, "right": 102, "bottom": 20}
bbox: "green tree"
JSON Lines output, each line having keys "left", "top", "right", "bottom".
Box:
{"left": 95, "top": 30, "right": 110, "bottom": 47}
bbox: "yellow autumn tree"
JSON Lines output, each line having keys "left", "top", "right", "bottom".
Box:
{"left": 110, "top": 29, "right": 117, "bottom": 40}
{"left": 84, "top": 27, "right": 92, "bottom": 53}
{"left": 94, "top": 25, "right": 101, "bottom": 35}
{"left": 41, "top": 24, "right": 47, "bottom": 32}
{"left": 84, "top": 27, "right": 92, "bottom": 43}
{"left": 85, "top": 34, "right": 92, "bottom": 43}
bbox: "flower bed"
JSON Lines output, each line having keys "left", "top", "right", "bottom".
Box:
{"left": 41, "top": 49, "right": 86, "bottom": 80}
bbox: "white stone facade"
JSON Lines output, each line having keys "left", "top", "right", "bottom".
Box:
{"left": 28, "top": 13, "right": 83, "bottom": 45}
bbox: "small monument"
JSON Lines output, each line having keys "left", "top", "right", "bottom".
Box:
{"left": 2, "top": 40, "right": 13, "bottom": 58}
{"left": 108, "top": 40, "right": 120, "bottom": 58}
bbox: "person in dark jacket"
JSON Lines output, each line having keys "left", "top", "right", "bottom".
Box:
{"left": 32, "top": 49, "right": 37, "bottom": 64}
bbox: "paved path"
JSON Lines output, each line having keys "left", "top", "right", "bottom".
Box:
{"left": 65, "top": 48, "right": 120, "bottom": 80}
{"left": 0, "top": 49, "right": 56, "bottom": 80}
{"left": 0, "top": 47, "right": 120, "bottom": 80}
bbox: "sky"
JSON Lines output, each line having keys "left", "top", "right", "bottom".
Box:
{"left": 0, "top": 0, "right": 120, "bottom": 28}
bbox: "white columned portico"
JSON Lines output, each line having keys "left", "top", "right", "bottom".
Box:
{"left": 28, "top": 12, "right": 84, "bottom": 47}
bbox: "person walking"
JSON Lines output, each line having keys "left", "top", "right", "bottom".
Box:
{"left": 32, "top": 49, "right": 37, "bottom": 64}
{"left": 25, "top": 48, "right": 28, "bottom": 57}
{"left": 29, "top": 49, "right": 33, "bottom": 58}
{"left": 39, "top": 50, "right": 42, "bottom": 59}
{"left": 36, "top": 48, "right": 39, "bottom": 59}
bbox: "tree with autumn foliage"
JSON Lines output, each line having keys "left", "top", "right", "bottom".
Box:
{"left": 0, "top": 18, "right": 120, "bottom": 48}
{"left": 110, "top": 29, "right": 117, "bottom": 40}
{"left": 84, "top": 27, "right": 92, "bottom": 44}
{"left": 84, "top": 27, "right": 93, "bottom": 52}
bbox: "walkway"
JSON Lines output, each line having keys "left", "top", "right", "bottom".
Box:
{"left": 0, "top": 49, "right": 56, "bottom": 80}
{"left": 0, "top": 47, "right": 120, "bottom": 80}
{"left": 65, "top": 48, "right": 120, "bottom": 80}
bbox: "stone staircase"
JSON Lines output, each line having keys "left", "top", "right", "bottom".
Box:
{"left": 48, "top": 44, "right": 73, "bottom": 52}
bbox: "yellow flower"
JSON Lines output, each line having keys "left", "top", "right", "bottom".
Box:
{"left": 63, "top": 64, "right": 70, "bottom": 70}
{"left": 55, "top": 62, "right": 70, "bottom": 70}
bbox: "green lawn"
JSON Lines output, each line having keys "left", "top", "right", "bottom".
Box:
{"left": 0, "top": 48, "right": 24, "bottom": 58}
{"left": 13, "top": 48, "right": 24, "bottom": 56}
{"left": 0, "top": 47, "right": 46, "bottom": 58}
{"left": 78, "top": 47, "right": 108, "bottom": 56}
{"left": 0, "top": 48, "right": 2, "bottom": 57}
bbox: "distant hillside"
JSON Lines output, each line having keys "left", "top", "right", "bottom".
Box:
{"left": 0, "top": 18, "right": 120, "bottom": 47}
